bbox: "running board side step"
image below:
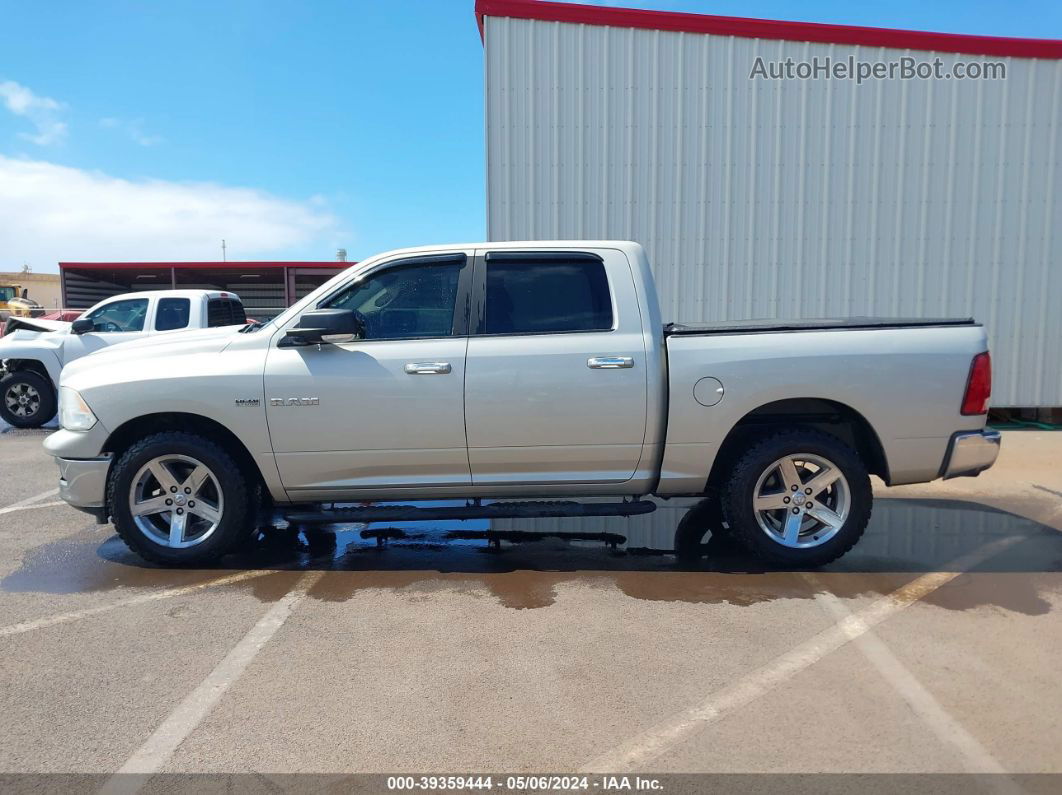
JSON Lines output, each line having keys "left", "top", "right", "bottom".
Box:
{"left": 359, "top": 528, "right": 628, "bottom": 550}
{"left": 283, "top": 499, "right": 657, "bottom": 525}
{"left": 446, "top": 529, "right": 627, "bottom": 550}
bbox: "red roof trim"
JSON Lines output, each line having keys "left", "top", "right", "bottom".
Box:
{"left": 59, "top": 261, "right": 350, "bottom": 271}
{"left": 475, "top": 0, "right": 1062, "bottom": 59}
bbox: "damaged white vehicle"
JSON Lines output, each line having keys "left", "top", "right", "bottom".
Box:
{"left": 0, "top": 290, "right": 246, "bottom": 428}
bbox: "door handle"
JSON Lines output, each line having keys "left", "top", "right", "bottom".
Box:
{"left": 588, "top": 356, "right": 634, "bottom": 369}
{"left": 404, "top": 361, "right": 452, "bottom": 375}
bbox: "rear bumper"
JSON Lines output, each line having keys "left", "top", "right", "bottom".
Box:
{"left": 55, "top": 455, "right": 111, "bottom": 520}
{"left": 941, "top": 429, "right": 1001, "bottom": 479}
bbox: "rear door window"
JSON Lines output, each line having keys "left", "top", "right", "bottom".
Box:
{"left": 155, "top": 298, "right": 190, "bottom": 331}
{"left": 481, "top": 255, "right": 613, "bottom": 335}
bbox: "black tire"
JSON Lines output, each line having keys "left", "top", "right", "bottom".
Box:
{"left": 108, "top": 431, "right": 254, "bottom": 565}
{"left": 0, "top": 370, "right": 56, "bottom": 428}
{"left": 673, "top": 498, "right": 726, "bottom": 563}
{"left": 720, "top": 427, "right": 872, "bottom": 567}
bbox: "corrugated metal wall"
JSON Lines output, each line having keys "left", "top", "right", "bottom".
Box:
{"left": 484, "top": 16, "right": 1062, "bottom": 406}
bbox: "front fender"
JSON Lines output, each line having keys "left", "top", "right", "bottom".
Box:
{"left": 0, "top": 340, "right": 63, "bottom": 386}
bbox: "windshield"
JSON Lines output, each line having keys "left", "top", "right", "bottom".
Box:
{"left": 0, "top": 287, "right": 16, "bottom": 302}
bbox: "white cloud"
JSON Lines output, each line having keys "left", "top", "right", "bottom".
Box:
{"left": 99, "top": 116, "right": 163, "bottom": 147}
{"left": 0, "top": 155, "right": 339, "bottom": 271}
{"left": 0, "top": 80, "right": 61, "bottom": 114}
{"left": 0, "top": 80, "right": 67, "bottom": 145}
{"left": 19, "top": 120, "right": 68, "bottom": 146}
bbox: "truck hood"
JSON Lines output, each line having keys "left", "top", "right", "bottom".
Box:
{"left": 0, "top": 327, "right": 69, "bottom": 355}
{"left": 61, "top": 325, "right": 245, "bottom": 381}
{"left": 4, "top": 317, "right": 72, "bottom": 335}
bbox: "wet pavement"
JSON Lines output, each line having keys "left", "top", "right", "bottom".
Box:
{"left": 0, "top": 428, "right": 1059, "bottom": 776}
{"left": 3, "top": 498, "right": 1059, "bottom": 614}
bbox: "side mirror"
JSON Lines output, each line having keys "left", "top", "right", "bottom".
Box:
{"left": 280, "top": 308, "right": 364, "bottom": 347}
{"left": 71, "top": 318, "right": 94, "bottom": 335}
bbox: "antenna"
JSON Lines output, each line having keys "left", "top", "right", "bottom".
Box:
{"left": 221, "top": 239, "right": 227, "bottom": 262}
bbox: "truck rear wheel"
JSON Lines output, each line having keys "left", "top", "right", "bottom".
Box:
{"left": 108, "top": 431, "right": 253, "bottom": 565}
{"left": 0, "top": 370, "right": 56, "bottom": 428}
{"left": 720, "top": 428, "right": 872, "bottom": 567}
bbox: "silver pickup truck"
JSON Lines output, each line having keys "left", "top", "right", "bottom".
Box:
{"left": 44, "top": 241, "right": 999, "bottom": 567}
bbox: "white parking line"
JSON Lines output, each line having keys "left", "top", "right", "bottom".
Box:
{"left": 581, "top": 535, "right": 1024, "bottom": 774}
{"left": 804, "top": 573, "right": 1012, "bottom": 775}
{"left": 0, "top": 569, "right": 278, "bottom": 638}
{"left": 0, "top": 500, "right": 65, "bottom": 515}
{"left": 100, "top": 570, "right": 324, "bottom": 792}
{"left": 0, "top": 487, "right": 59, "bottom": 515}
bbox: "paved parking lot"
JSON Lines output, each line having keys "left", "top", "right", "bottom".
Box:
{"left": 0, "top": 426, "right": 1059, "bottom": 783}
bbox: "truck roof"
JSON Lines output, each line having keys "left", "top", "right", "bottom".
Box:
{"left": 362, "top": 240, "right": 645, "bottom": 258}
{"left": 347, "top": 241, "right": 647, "bottom": 273}
{"left": 98, "top": 289, "right": 242, "bottom": 301}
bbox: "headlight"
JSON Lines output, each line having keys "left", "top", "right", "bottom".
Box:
{"left": 59, "top": 387, "right": 98, "bottom": 431}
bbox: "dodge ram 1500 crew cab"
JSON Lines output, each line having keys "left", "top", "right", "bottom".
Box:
{"left": 44, "top": 242, "right": 999, "bottom": 567}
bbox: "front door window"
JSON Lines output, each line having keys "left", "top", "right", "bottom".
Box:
{"left": 322, "top": 262, "right": 463, "bottom": 340}
{"left": 82, "top": 298, "right": 149, "bottom": 333}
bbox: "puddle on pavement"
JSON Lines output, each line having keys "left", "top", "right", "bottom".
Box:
{"left": 2, "top": 498, "right": 1059, "bottom": 613}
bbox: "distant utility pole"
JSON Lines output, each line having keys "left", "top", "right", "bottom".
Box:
{"left": 221, "top": 239, "right": 227, "bottom": 262}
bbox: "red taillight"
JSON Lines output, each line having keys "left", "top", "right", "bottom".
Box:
{"left": 961, "top": 351, "right": 992, "bottom": 415}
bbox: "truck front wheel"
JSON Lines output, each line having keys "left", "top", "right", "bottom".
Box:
{"left": 720, "top": 428, "right": 872, "bottom": 567}
{"left": 108, "top": 431, "right": 253, "bottom": 565}
{"left": 0, "top": 370, "right": 56, "bottom": 428}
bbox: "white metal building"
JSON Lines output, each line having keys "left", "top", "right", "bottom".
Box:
{"left": 478, "top": 0, "right": 1062, "bottom": 406}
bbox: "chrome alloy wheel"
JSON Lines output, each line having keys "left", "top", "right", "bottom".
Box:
{"left": 129, "top": 455, "right": 224, "bottom": 549}
{"left": 752, "top": 453, "right": 850, "bottom": 549}
{"left": 5, "top": 382, "right": 40, "bottom": 418}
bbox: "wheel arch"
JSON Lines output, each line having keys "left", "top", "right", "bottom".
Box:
{"left": 3, "top": 357, "right": 58, "bottom": 388}
{"left": 704, "top": 397, "right": 890, "bottom": 493}
{"left": 102, "top": 412, "right": 270, "bottom": 498}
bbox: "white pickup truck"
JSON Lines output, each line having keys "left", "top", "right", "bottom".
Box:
{"left": 44, "top": 242, "right": 999, "bottom": 567}
{"left": 0, "top": 290, "right": 246, "bottom": 428}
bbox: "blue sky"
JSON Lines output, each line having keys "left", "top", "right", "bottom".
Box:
{"left": 1, "top": 0, "right": 1059, "bottom": 271}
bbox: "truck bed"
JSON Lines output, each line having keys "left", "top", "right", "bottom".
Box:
{"left": 664, "top": 317, "right": 978, "bottom": 336}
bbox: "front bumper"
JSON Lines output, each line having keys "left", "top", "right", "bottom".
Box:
{"left": 56, "top": 455, "right": 111, "bottom": 519}
{"left": 941, "top": 429, "right": 1001, "bottom": 479}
